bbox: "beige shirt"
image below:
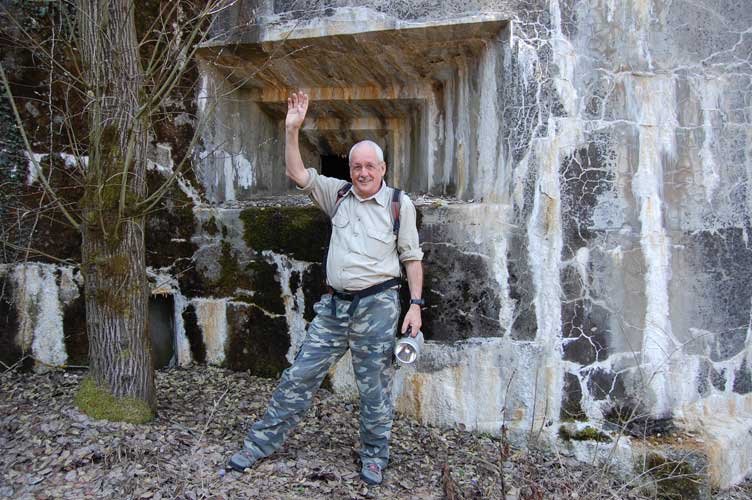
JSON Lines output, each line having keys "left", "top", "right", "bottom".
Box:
{"left": 298, "top": 168, "right": 423, "bottom": 291}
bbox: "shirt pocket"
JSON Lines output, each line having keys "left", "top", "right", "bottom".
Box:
{"left": 365, "top": 227, "right": 397, "bottom": 260}
{"left": 331, "top": 210, "right": 350, "bottom": 228}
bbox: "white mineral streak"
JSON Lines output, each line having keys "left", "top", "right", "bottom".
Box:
{"left": 192, "top": 298, "right": 227, "bottom": 365}
{"left": 172, "top": 293, "right": 192, "bottom": 366}
{"left": 13, "top": 263, "right": 68, "bottom": 371}
{"left": 197, "top": 72, "right": 209, "bottom": 114}
{"left": 511, "top": 36, "right": 543, "bottom": 212}
{"left": 631, "top": 0, "right": 654, "bottom": 70}
{"left": 494, "top": 236, "right": 515, "bottom": 334}
{"left": 515, "top": 0, "right": 584, "bottom": 430}
{"left": 146, "top": 143, "right": 205, "bottom": 206}
{"left": 263, "top": 251, "right": 309, "bottom": 363}
{"left": 548, "top": 0, "right": 578, "bottom": 117}
{"left": 57, "top": 266, "right": 81, "bottom": 305}
{"left": 25, "top": 152, "right": 45, "bottom": 185}
{"left": 476, "top": 41, "right": 500, "bottom": 201}
{"left": 25, "top": 153, "right": 88, "bottom": 186}
{"left": 574, "top": 246, "right": 589, "bottom": 285}
{"left": 697, "top": 78, "right": 722, "bottom": 203}
{"left": 216, "top": 149, "right": 256, "bottom": 202}
{"left": 627, "top": 75, "right": 678, "bottom": 417}
{"left": 222, "top": 152, "right": 236, "bottom": 202}
{"left": 525, "top": 115, "right": 572, "bottom": 427}
{"left": 236, "top": 153, "right": 256, "bottom": 190}
{"left": 606, "top": 0, "right": 615, "bottom": 24}
{"left": 58, "top": 152, "right": 88, "bottom": 170}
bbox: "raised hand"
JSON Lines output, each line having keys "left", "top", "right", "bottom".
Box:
{"left": 285, "top": 91, "right": 309, "bottom": 131}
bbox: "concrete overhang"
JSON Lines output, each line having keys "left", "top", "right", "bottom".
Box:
{"left": 198, "top": 8, "right": 508, "bottom": 92}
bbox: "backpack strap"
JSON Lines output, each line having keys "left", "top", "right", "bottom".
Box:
{"left": 331, "top": 182, "right": 352, "bottom": 218}
{"left": 391, "top": 188, "right": 402, "bottom": 235}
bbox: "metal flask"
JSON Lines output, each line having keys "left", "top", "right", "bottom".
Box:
{"left": 394, "top": 328, "right": 424, "bottom": 366}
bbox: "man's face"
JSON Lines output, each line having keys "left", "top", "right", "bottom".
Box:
{"left": 349, "top": 144, "right": 386, "bottom": 198}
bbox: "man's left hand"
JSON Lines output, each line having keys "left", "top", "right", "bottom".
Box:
{"left": 401, "top": 305, "right": 422, "bottom": 337}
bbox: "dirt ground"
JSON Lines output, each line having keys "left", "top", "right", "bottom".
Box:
{"left": 1, "top": 367, "right": 750, "bottom": 499}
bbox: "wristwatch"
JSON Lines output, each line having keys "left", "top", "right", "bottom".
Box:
{"left": 409, "top": 298, "right": 425, "bottom": 306}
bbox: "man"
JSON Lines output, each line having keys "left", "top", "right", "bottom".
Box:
{"left": 228, "top": 92, "right": 424, "bottom": 485}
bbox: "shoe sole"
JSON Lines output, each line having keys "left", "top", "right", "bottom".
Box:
{"left": 227, "top": 458, "right": 254, "bottom": 473}
{"left": 360, "top": 474, "right": 382, "bottom": 485}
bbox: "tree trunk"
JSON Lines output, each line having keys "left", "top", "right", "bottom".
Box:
{"left": 77, "top": 0, "right": 155, "bottom": 419}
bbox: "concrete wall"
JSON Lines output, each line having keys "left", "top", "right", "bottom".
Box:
{"left": 197, "top": 0, "right": 752, "bottom": 488}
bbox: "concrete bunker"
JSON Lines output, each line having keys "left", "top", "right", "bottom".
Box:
{"left": 191, "top": 10, "right": 517, "bottom": 347}
{"left": 196, "top": 12, "right": 509, "bottom": 202}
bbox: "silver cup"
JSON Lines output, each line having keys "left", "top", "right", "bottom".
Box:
{"left": 394, "top": 329, "right": 424, "bottom": 366}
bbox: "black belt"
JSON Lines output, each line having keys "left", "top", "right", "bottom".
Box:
{"left": 328, "top": 277, "right": 401, "bottom": 317}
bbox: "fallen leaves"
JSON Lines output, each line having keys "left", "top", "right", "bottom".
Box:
{"left": 1, "top": 367, "right": 751, "bottom": 500}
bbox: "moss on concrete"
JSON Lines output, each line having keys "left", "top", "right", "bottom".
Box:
{"left": 301, "top": 263, "right": 326, "bottom": 322}
{"left": 202, "top": 215, "right": 220, "bottom": 236}
{"left": 645, "top": 452, "right": 704, "bottom": 499}
{"left": 558, "top": 426, "right": 612, "bottom": 443}
{"left": 75, "top": 377, "right": 153, "bottom": 424}
{"left": 560, "top": 372, "right": 587, "bottom": 422}
{"left": 240, "top": 206, "right": 330, "bottom": 262}
{"left": 246, "top": 259, "right": 285, "bottom": 315}
{"left": 182, "top": 303, "right": 206, "bottom": 364}
{"left": 144, "top": 170, "right": 197, "bottom": 268}
{"left": 226, "top": 304, "right": 290, "bottom": 378}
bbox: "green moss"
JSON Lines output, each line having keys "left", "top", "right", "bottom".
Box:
{"left": 202, "top": 215, "right": 220, "bottom": 236}
{"left": 94, "top": 288, "right": 129, "bottom": 315}
{"left": 225, "top": 305, "right": 290, "bottom": 377}
{"left": 645, "top": 453, "right": 703, "bottom": 499}
{"left": 97, "top": 254, "right": 129, "bottom": 277}
{"left": 246, "top": 259, "right": 285, "bottom": 314}
{"left": 240, "top": 206, "right": 330, "bottom": 262}
{"left": 558, "top": 426, "right": 612, "bottom": 443}
{"left": 75, "top": 377, "right": 153, "bottom": 424}
{"left": 210, "top": 241, "right": 254, "bottom": 298}
{"left": 204, "top": 243, "right": 285, "bottom": 316}
{"left": 144, "top": 170, "right": 197, "bottom": 268}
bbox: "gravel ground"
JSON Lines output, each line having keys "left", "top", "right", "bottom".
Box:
{"left": 1, "top": 367, "right": 750, "bottom": 499}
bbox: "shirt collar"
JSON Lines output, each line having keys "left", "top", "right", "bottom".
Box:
{"left": 351, "top": 180, "right": 389, "bottom": 207}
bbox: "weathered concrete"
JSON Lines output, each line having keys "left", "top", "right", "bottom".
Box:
{"left": 190, "top": 1, "right": 752, "bottom": 488}
{"left": 7, "top": 0, "right": 752, "bottom": 492}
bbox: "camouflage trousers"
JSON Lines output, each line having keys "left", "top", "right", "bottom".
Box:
{"left": 243, "top": 288, "right": 400, "bottom": 469}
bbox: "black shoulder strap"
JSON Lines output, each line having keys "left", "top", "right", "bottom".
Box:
{"left": 331, "top": 182, "right": 352, "bottom": 219}
{"left": 336, "top": 183, "right": 352, "bottom": 203}
{"left": 391, "top": 188, "right": 402, "bottom": 235}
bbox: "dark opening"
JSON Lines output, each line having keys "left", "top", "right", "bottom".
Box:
{"left": 149, "top": 295, "right": 175, "bottom": 368}
{"left": 321, "top": 155, "right": 350, "bottom": 181}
